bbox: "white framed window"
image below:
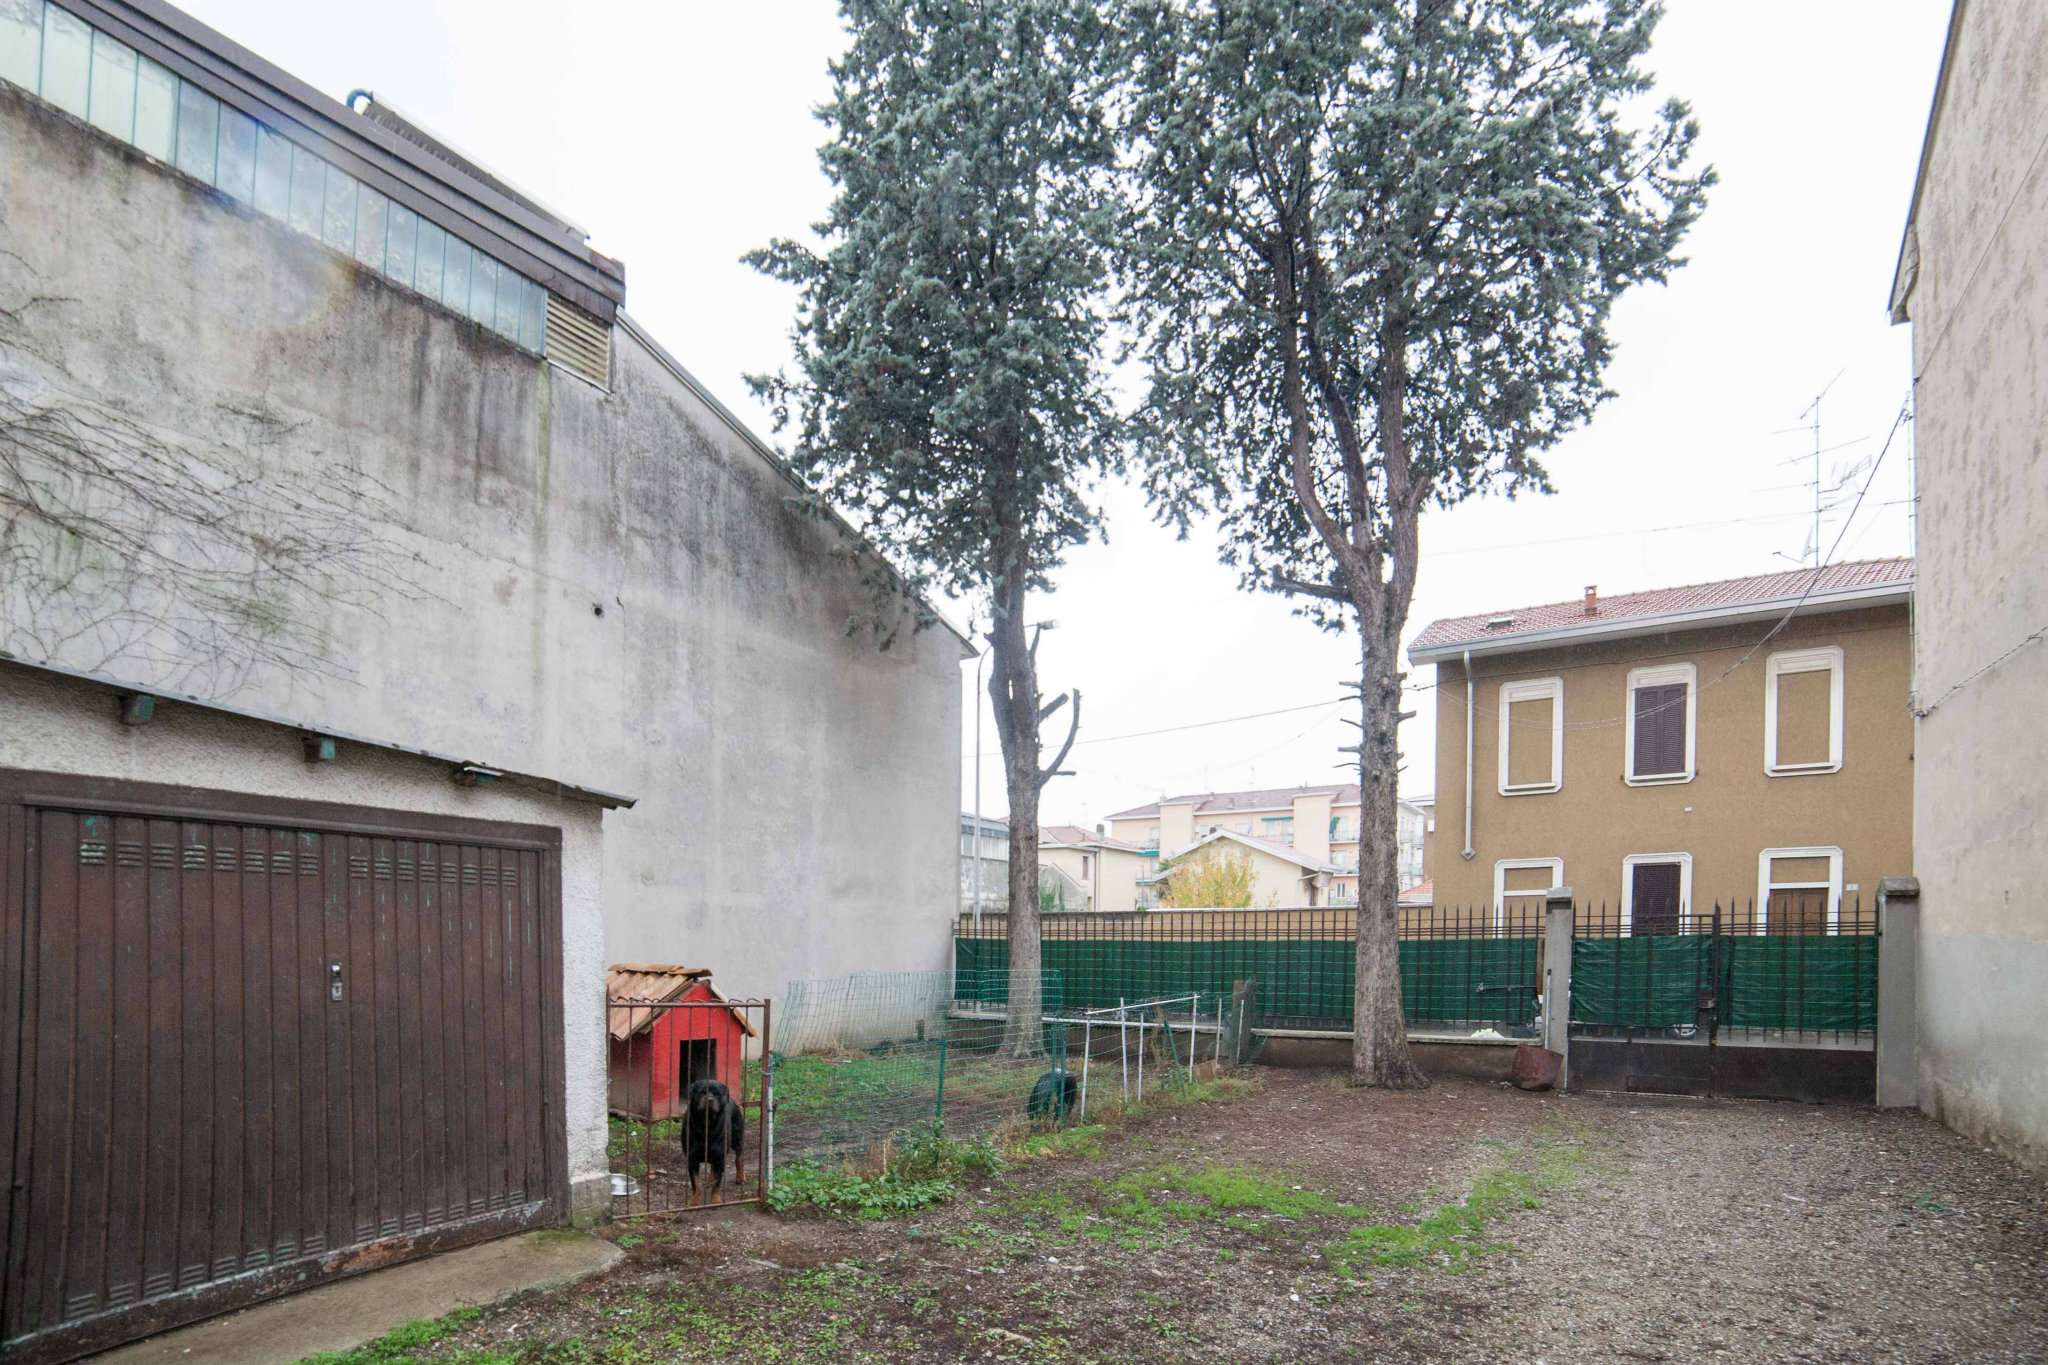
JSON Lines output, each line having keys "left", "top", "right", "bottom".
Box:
{"left": 1757, "top": 846, "right": 1844, "bottom": 933}
{"left": 1621, "top": 852, "right": 1694, "bottom": 935}
{"left": 1493, "top": 857, "right": 1563, "bottom": 927}
{"left": 1765, "top": 646, "right": 1844, "bottom": 776}
{"left": 1497, "top": 677, "right": 1564, "bottom": 795}
{"left": 1625, "top": 662, "right": 1697, "bottom": 785}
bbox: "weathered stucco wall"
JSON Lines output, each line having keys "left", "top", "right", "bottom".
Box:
{"left": 0, "top": 85, "right": 960, "bottom": 1007}
{"left": 0, "top": 664, "right": 615, "bottom": 1216}
{"left": 1898, "top": 0, "right": 2048, "bottom": 1169}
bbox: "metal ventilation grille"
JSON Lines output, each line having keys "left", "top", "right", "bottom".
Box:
{"left": 545, "top": 294, "right": 611, "bottom": 388}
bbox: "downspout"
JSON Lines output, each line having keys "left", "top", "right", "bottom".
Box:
{"left": 1461, "top": 649, "right": 1476, "bottom": 862}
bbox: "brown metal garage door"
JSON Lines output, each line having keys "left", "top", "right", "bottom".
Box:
{"left": 0, "top": 770, "right": 567, "bottom": 1363}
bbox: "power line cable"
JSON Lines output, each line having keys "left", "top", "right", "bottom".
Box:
{"left": 1427, "top": 398, "right": 1913, "bottom": 734}
{"left": 1913, "top": 621, "right": 2048, "bottom": 718}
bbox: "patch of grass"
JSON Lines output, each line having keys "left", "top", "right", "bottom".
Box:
{"left": 1911, "top": 1192, "right": 1951, "bottom": 1214}
{"left": 768, "top": 1122, "right": 1002, "bottom": 1218}
{"left": 1326, "top": 1126, "right": 1591, "bottom": 1276}
{"left": 1008, "top": 1123, "right": 1107, "bottom": 1161}
{"left": 767, "top": 1161, "right": 959, "bottom": 1218}
{"left": 895, "top": 1122, "right": 1005, "bottom": 1181}
{"left": 297, "top": 1307, "right": 482, "bottom": 1364}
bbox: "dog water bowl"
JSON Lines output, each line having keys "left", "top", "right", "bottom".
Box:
{"left": 610, "top": 1173, "right": 641, "bottom": 1198}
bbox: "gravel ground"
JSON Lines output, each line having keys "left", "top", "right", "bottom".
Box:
{"left": 1466, "top": 1092, "right": 2048, "bottom": 1364}
{"left": 390, "top": 1068, "right": 2048, "bottom": 1364}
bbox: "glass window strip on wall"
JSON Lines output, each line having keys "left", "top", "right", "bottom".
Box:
{"left": 0, "top": 0, "right": 547, "bottom": 354}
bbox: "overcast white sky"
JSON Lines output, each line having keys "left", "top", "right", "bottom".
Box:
{"left": 179, "top": 0, "right": 1950, "bottom": 829}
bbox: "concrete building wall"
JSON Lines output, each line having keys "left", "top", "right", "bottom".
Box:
{"left": 0, "top": 664, "right": 615, "bottom": 1216}
{"left": 0, "top": 86, "right": 961, "bottom": 1008}
{"left": 1895, "top": 0, "right": 2048, "bottom": 1168}
{"left": 1093, "top": 847, "right": 1148, "bottom": 914}
{"left": 1425, "top": 606, "right": 1913, "bottom": 915}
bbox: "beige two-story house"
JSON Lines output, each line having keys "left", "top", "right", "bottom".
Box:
{"left": 1103, "top": 785, "right": 1428, "bottom": 906}
{"left": 1409, "top": 561, "right": 1915, "bottom": 929}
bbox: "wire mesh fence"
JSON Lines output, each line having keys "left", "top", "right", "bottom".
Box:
{"left": 1569, "top": 897, "right": 1879, "bottom": 1044}
{"left": 766, "top": 968, "right": 1070, "bottom": 1169}
{"left": 954, "top": 906, "right": 1546, "bottom": 1039}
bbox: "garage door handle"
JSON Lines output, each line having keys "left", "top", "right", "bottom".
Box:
{"left": 329, "top": 961, "right": 344, "bottom": 1002}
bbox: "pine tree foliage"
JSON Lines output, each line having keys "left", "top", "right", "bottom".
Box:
{"left": 749, "top": 0, "right": 1123, "bottom": 1052}
{"left": 1115, "top": 0, "right": 1712, "bottom": 1085}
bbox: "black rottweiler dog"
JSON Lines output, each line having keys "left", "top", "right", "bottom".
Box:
{"left": 681, "top": 1078, "right": 744, "bottom": 1204}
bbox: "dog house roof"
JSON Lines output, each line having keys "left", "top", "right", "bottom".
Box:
{"left": 605, "top": 963, "right": 756, "bottom": 1041}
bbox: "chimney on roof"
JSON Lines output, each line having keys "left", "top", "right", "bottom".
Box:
{"left": 1584, "top": 584, "right": 1598, "bottom": 616}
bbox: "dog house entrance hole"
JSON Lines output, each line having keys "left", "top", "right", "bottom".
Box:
{"left": 681, "top": 1038, "right": 717, "bottom": 1088}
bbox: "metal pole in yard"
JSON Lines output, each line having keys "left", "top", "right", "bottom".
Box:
{"left": 1188, "top": 993, "right": 1198, "bottom": 1078}
{"left": 763, "top": 1000, "right": 775, "bottom": 1193}
{"left": 1120, "top": 996, "right": 1128, "bottom": 1102}
{"left": 1080, "top": 1018, "right": 1092, "bottom": 1119}
{"left": 1137, "top": 1003, "right": 1145, "bottom": 1102}
{"left": 934, "top": 1037, "right": 949, "bottom": 1124}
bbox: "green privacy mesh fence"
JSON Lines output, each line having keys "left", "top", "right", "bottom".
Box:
{"left": 767, "top": 968, "right": 1068, "bottom": 1168}
{"left": 1570, "top": 934, "right": 1878, "bottom": 1033}
{"left": 955, "top": 906, "right": 1544, "bottom": 1034}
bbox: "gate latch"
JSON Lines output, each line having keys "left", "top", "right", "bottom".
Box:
{"left": 329, "top": 961, "right": 344, "bottom": 1002}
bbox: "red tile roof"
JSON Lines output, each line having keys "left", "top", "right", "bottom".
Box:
{"left": 1106, "top": 783, "right": 1362, "bottom": 822}
{"left": 1409, "top": 558, "right": 1913, "bottom": 656}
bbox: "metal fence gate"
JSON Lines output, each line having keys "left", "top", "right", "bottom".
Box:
{"left": 605, "top": 996, "right": 770, "bottom": 1215}
{"left": 0, "top": 771, "right": 567, "bottom": 1364}
{"left": 1567, "top": 899, "right": 1879, "bottom": 1102}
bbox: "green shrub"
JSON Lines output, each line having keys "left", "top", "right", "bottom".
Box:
{"left": 767, "top": 1122, "right": 1004, "bottom": 1218}
{"left": 766, "top": 1161, "right": 958, "bottom": 1218}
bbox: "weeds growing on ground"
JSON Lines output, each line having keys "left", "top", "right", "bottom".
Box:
{"left": 768, "top": 1071, "right": 1254, "bottom": 1220}
{"left": 298, "top": 1307, "right": 483, "bottom": 1364}
{"left": 768, "top": 1123, "right": 1004, "bottom": 1217}
{"left": 1326, "top": 1123, "right": 1591, "bottom": 1275}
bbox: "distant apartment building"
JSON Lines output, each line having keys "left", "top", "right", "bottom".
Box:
{"left": 1039, "top": 825, "right": 1153, "bottom": 913}
{"left": 1102, "top": 786, "right": 1429, "bottom": 907}
{"left": 1407, "top": 562, "right": 1914, "bottom": 926}
{"left": 1889, "top": 0, "right": 2048, "bottom": 1168}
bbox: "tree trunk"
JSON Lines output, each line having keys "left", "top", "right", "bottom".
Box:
{"left": 986, "top": 563, "right": 1045, "bottom": 1057}
{"left": 1351, "top": 622, "right": 1428, "bottom": 1088}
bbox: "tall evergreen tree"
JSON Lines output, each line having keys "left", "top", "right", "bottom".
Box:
{"left": 750, "top": 0, "right": 1120, "bottom": 1052}
{"left": 1116, "top": 0, "right": 1710, "bottom": 1085}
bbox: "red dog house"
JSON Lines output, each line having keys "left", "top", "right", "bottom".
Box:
{"left": 606, "top": 964, "right": 755, "bottom": 1119}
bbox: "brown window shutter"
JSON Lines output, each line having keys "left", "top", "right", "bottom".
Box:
{"left": 1630, "top": 861, "right": 1683, "bottom": 935}
{"left": 1632, "top": 683, "right": 1686, "bottom": 776}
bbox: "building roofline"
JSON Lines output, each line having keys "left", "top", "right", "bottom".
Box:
{"left": 1154, "top": 828, "right": 1337, "bottom": 876}
{"left": 1407, "top": 579, "right": 1912, "bottom": 665}
{"left": 615, "top": 314, "right": 975, "bottom": 656}
{"left": 2, "top": 654, "right": 638, "bottom": 809}
{"left": 1889, "top": 0, "right": 1968, "bottom": 323}
{"left": 59, "top": 0, "right": 626, "bottom": 319}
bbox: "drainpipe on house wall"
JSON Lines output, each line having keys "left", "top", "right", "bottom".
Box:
{"left": 1461, "top": 650, "right": 1476, "bottom": 862}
